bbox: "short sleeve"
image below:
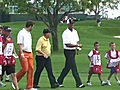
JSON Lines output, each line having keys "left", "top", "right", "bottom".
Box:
{"left": 88, "top": 50, "right": 93, "bottom": 57}
{"left": 17, "top": 31, "right": 23, "bottom": 44}
{"left": 36, "top": 38, "right": 42, "bottom": 51}
{"left": 104, "top": 53, "right": 108, "bottom": 58}
{"left": 75, "top": 31, "right": 79, "bottom": 42}
{"left": 62, "top": 32, "right": 70, "bottom": 44}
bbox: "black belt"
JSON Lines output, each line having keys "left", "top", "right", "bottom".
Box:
{"left": 64, "top": 49, "right": 76, "bottom": 51}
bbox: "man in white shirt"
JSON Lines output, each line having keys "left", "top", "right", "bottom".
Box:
{"left": 57, "top": 20, "right": 85, "bottom": 88}
{"left": 16, "top": 20, "right": 35, "bottom": 90}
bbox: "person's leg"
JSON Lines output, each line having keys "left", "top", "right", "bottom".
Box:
{"left": 107, "top": 73, "right": 113, "bottom": 81}
{"left": 86, "top": 73, "right": 92, "bottom": 86}
{"left": 0, "top": 65, "right": 6, "bottom": 87}
{"left": 16, "top": 52, "right": 28, "bottom": 82}
{"left": 114, "top": 73, "right": 119, "bottom": 81}
{"left": 98, "top": 74, "right": 107, "bottom": 86}
{"left": 5, "top": 71, "right": 11, "bottom": 82}
{"left": 1, "top": 65, "right": 6, "bottom": 80}
{"left": 108, "top": 68, "right": 115, "bottom": 80}
{"left": 87, "top": 72, "right": 92, "bottom": 83}
{"left": 57, "top": 50, "right": 71, "bottom": 85}
{"left": 6, "top": 65, "right": 19, "bottom": 89}
{"left": 11, "top": 73, "right": 19, "bottom": 90}
{"left": 98, "top": 74, "right": 103, "bottom": 82}
{"left": 70, "top": 50, "right": 83, "bottom": 86}
{"left": 114, "top": 73, "right": 120, "bottom": 85}
{"left": 45, "top": 57, "right": 58, "bottom": 88}
{"left": 106, "top": 68, "right": 114, "bottom": 86}
{"left": 34, "top": 56, "right": 45, "bottom": 87}
{"left": 26, "top": 52, "right": 34, "bottom": 89}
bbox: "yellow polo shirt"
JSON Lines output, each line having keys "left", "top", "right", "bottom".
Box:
{"left": 36, "top": 36, "right": 51, "bottom": 56}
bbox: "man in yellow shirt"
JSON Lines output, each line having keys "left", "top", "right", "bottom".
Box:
{"left": 33, "top": 29, "right": 59, "bottom": 89}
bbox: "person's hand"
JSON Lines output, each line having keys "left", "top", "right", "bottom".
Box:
{"left": 91, "top": 61, "right": 94, "bottom": 65}
{"left": 13, "top": 53, "right": 18, "bottom": 58}
{"left": 108, "top": 59, "right": 111, "bottom": 63}
{"left": 20, "top": 53, "right": 24, "bottom": 61}
{"left": 6, "top": 37, "right": 11, "bottom": 42}
{"left": 77, "top": 44, "right": 83, "bottom": 48}
{"left": 43, "top": 53, "right": 48, "bottom": 58}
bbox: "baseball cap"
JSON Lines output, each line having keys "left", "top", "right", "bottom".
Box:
{"left": 43, "top": 29, "right": 52, "bottom": 34}
{"left": 3, "top": 26, "right": 12, "bottom": 31}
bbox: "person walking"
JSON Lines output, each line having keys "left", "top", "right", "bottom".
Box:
{"left": 2, "top": 26, "right": 20, "bottom": 90}
{"left": 86, "top": 42, "right": 107, "bottom": 86}
{"left": 0, "top": 25, "right": 6, "bottom": 87}
{"left": 105, "top": 42, "right": 120, "bottom": 86}
{"left": 57, "top": 20, "right": 85, "bottom": 88}
{"left": 16, "top": 20, "right": 35, "bottom": 90}
{"left": 33, "top": 29, "right": 59, "bottom": 89}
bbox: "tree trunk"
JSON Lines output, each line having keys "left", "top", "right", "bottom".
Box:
{"left": 50, "top": 26, "right": 59, "bottom": 52}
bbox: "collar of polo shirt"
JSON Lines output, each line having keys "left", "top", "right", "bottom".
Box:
{"left": 43, "top": 36, "right": 48, "bottom": 41}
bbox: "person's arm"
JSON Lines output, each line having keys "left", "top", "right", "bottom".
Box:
{"left": 105, "top": 53, "right": 110, "bottom": 60}
{"left": 18, "top": 44, "right": 25, "bottom": 60}
{"left": 35, "top": 38, "right": 48, "bottom": 58}
{"left": 17, "top": 31, "right": 24, "bottom": 60}
{"left": 105, "top": 53, "right": 111, "bottom": 65}
{"left": 88, "top": 56, "right": 94, "bottom": 65}
{"left": 63, "top": 31, "right": 82, "bottom": 48}
{"left": 18, "top": 44, "right": 23, "bottom": 55}
{"left": 2, "top": 37, "right": 10, "bottom": 50}
{"left": 88, "top": 51, "right": 94, "bottom": 65}
{"left": 36, "top": 50, "right": 48, "bottom": 58}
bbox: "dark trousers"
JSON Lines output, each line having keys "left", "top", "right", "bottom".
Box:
{"left": 58, "top": 49, "right": 82, "bottom": 85}
{"left": 33, "top": 55, "right": 57, "bottom": 86}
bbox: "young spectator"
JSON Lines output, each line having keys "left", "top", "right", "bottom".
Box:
{"left": 2, "top": 26, "right": 20, "bottom": 90}
{"left": 105, "top": 42, "right": 120, "bottom": 86}
{"left": 87, "top": 42, "right": 106, "bottom": 86}
{"left": 0, "top": 25, "right": 6, "bottom": 87}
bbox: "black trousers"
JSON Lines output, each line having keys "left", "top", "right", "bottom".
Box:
{"left": 58, "top": 49, "right": 82, "bottom": 85}
{"left": 34, "top": 55, "right": 57, "bottom": 86}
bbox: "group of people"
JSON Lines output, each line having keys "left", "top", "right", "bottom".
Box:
{"left": 0, "top": 20, "right": 35, "bottom": 90}
{"left": 0, "top": 19, "right": 120, "bottom": 90}
{"left": 87, "top": 41, "right": 120, "bottom": 86}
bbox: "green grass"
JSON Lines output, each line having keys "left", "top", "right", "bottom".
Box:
{"left": 1, "top": 20, "right": 120, "bottom": 90}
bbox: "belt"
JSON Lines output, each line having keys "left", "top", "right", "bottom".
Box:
{"left": 23, "top": 50, "right": 31, "bottom": 53}
{"left": 64, "top": 49, "right": 76, "bottom": 51}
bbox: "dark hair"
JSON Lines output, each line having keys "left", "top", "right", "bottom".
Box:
{"left": 43, "top": 29, "right": 51, "bottom": 34}
{"left": 26, "top": 20, "right": 34, "bottom": 28}
{"left": 109, "top": 42, "right": 115, "bottom": 46}
{"left": 94, "top": 42, "right": 99, "bottom": 46}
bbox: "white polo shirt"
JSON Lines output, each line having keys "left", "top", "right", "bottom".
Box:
{"left": 17, "top": 28, "right": 32, "bottom": 52}
{"left": 62, "top": 28, "right": 79, "bottom": 50}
